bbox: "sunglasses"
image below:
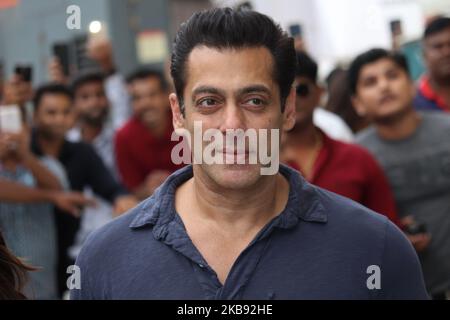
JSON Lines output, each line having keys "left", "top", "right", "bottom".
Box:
{"left": 296, "top": 84, "right": 310, "bottom": 97}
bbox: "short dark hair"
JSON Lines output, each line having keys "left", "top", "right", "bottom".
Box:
{"left": 170, "top": 7, "right": 296, "bottom": 114}
{"left": 424, "top": 16, "right": 450, "bottom": 39}
{"left": 126, "top": 68, "right": 168, "bottom": 91}
{"left": 348, "top": 48, "right": 410, "bottom": 95}
{"left": 295, "top": 51, "right": 318, "bottom": 83}
{"left": 33, "top": 83, "right": 73, "bottom": 110}
{"left": 71, "top": 71, "right": 105, "bottom": 96}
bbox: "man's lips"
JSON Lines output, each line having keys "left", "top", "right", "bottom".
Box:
{"left": 218, "top": 149, "right": 249, "bottom": 155}
{"left": 379, "top": 94, "right": 397, "bottom": 105}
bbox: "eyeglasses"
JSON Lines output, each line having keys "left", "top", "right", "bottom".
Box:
{"left": 296, "top": 84, "right": 310, "bottom": 97}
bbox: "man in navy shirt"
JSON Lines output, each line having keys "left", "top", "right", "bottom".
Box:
{"left": 72, "top": 8, "right": 428, "bottom": 300}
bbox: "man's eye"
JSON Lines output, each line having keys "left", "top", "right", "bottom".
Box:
{"left": 198, "top": 98, "right": 218, "bottom": 107}
{"left": 245, "top": 98, "right": 265, "bottom": 107}
{"left": 386, "top": 71, "right": 399, "bottom": 80}
{"left": 362, "top": 78, "right": 376, "bottom": 87}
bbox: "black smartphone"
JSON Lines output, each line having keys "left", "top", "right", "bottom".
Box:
{"left": 404, "top": 221, "right": 427, "bottom": 235}
{"left": 52, "top": 42, "right": 70, "bottom": 76}
{"left": 14, "top": 64, "right": 33, "bottom": 82}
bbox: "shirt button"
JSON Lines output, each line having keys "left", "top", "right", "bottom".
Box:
{"left": 198, "top": 264, "right": 205, "bottom": 268}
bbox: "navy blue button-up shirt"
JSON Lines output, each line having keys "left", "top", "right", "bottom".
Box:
{"left": 71, "top": 165, "right": 428, "bottom": 300}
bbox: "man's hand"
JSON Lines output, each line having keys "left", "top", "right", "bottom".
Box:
{"left": 51, "top": 191, "right": 96, "bottom": 218}
{"left": 0, "top": 133, "right": 12, "bottom": 159}
{"left": 401, "top": 216, "right": 431, "bottom": 253}
{"left": 113, "top": 195, "right": 139, "bottom": 217}
{"left": 12, "top": 127, "right": 31, "bottom": 161}
{"left": 0, "top": 127, "right": 32, "bottom": 161}
{"left": 407, "top": 233, "right": 432, "bottom": 253}
{"left": 1, "top": 74, "right": 31, "bottom": 106}
{"left": 48, "top": 57, "right": 68, "bottom": 84}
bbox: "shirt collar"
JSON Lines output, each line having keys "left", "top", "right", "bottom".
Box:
{"left": 129, "top": 164, "right": 328, "bottom": 234}
{"left": 419, "top": 75, "right": 450, "bottom": 111}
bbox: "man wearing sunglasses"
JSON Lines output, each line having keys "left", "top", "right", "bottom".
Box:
{"left": 282, "top": 52, "right": 399, "bottom": 225}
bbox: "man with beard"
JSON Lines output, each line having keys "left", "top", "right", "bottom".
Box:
{"left": 67, "top": 72, "right": 117, "bottom": 175}
{"left": 282, "top": 52, "right": 399, "bottom": 225}
{"left": 115, "top": 69, "right": 181, "bottom": 199}
{"left": 414, "top": 16, "right": 450, "bottom": 112}
{"left": 30, "top": 83, "right": 134, "bottom": 297}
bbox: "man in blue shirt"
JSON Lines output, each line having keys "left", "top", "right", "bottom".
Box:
{"left": 71, "top": 8, "right": 428, "bottom": 300}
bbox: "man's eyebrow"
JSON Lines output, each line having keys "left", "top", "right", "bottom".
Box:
{"left": 191, "top": 86, "right": 225, "bottom": 100}
{"left": 237, "top": 85, "right": 272, "bottom": 97}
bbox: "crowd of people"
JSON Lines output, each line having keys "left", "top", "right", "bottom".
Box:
{"left": 0, "top": 9, "right": 449, "bottom": 300}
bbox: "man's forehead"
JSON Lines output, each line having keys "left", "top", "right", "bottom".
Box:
{"left": 360, "top": 58, "right": 399, "bottom": 76}
{"left": 40, "top": 95, "right": 71, "bottom": 109}
{"left": 185, "top": 46, "right": 276, "bottom": 92}
{"left": 77, "top": 81, "right": 104, "bottom": 92}
{"left": 425, "top": 27, "right": 450, "bottom": 44}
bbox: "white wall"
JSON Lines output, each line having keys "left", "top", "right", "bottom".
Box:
{"left": 215, "top": 0, "right": 428, "bottom": 77}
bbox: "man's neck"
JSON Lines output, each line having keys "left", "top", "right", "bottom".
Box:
{"left": 375, "top": 108, "right": 422, "bottom": 141}
{"left": 429, "top": 76, "right": 450, "bottom": 106}
{"left": 80, "top": 123, "right": 103, "bottom": 143}
{"left": 143, "top": 118, "right": 168, "bottom": 139}
{"left": 37, "top": 133, "right": 64, "bottom": 158}
{"left": 287, "top": 121, "right": 320, "bottom": 148}
{"left": 177, "top": 167, "right": 289, "bottom": 235}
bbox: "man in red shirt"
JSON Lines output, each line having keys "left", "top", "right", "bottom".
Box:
{"left": 115, "top": 69, "right": 181, "bottom": 199}
{"left": 282, "top": 52, "right": 398, "bottom": 224}
{"left": 414, "top": 17, "right": 450, "bottom": 112}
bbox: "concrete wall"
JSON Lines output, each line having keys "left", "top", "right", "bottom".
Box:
{"left": 0, "top": 0, "right": 110, "bottom": 84}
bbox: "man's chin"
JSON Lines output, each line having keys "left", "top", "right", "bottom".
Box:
{"left": 373, "top": 104, "right": 410, "bottom": 123}
{"left": 202, "top": 163, "right": 263, "bottom": 190}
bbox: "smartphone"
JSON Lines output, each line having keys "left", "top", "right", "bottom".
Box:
{"left": 52, "top": 43, "right": 70, "bottom": 77}
{"left": 0, "top": 105, "right": 22, "bottom": 134}
{"left": 14, "top": 65, "right": 33, "bottom": 82}
{"left": 289, "top": 24, "right": 303, "bottom": 38}
{"left": 390, "top": 20, "right": 403, "bottom": 36}
{"left": 404, "top": 221, "right": 427, "bottom": 235}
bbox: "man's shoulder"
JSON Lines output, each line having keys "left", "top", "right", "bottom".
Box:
{"left": 115, "top": 118, "right": 141, "bottom": 140}
{"left": 355, "top": 126, "right": 379, "bottom": 145}
{"left": 314, "top": 185, "right": 389, "bottom": 231}
{"left": 422, "top": 111, "right": 450, "bottom": 128}
{"left": 63, "top": 139, "right": 97, "bottom": 157}
{"left": 76, "top": 199, "right": 156, "bottom": 263}
{"left": 328, "top": 135, "right": 376, "bottom": 162}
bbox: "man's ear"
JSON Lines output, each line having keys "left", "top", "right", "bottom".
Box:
{"left": 282, "top": 86, "right": 296, "bottom": 132}
{"left": 351, "top": 95, "right": 367, "bottom": 117}
{"left": 169, "top": 93, "right": 185, "bottom": 131}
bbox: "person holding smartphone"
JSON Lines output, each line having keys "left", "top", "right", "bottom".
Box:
{"left": 0, "top": 104, "right": 93, "bottom": 299}
{"left": 351, "top": 48, "right": 450, "bottom": 299}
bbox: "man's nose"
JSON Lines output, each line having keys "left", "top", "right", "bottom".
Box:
{"left": 219, "top": 103, "right": 245, "bottom": 133}
{"left": 378, "top": 77, "right": 390, "bottom": 91}
{"left": 54, "top": 113, "right": 66, "bottom": 122}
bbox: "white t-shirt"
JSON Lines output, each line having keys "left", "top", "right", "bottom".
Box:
{"left": 313, "top": 107, "right": 354, "bottom": 143}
